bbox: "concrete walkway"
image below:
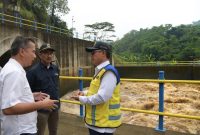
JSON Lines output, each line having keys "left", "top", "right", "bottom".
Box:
{"left": 45, "top": 112, "right": 196, "bottom": 135}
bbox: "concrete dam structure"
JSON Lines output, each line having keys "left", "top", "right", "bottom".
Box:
{"left": 0, "top": 22, "right": 94, "bottom": 76}
{"left": 0, "top": 17, "right": 94, "bottom": 95}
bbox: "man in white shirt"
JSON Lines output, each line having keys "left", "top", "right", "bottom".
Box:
{"left": 72, "top": 41, "right": 121, "bottom": 135}
{"left": 0, "top": 36, "right": 58, "bottom": 135}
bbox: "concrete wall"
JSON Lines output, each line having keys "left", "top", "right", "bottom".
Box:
{"left": 53, "top": 113, "right": 195, "bottom": 135}
{"left": 0, "top": 21, "right": 94, "bottom": 76}
{"left": 116, "top": 65, "right": 200, "bottom": 80}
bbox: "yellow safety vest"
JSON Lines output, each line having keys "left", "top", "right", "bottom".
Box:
{"left": 85, "top": 65, "right": 121, "bottom": 128}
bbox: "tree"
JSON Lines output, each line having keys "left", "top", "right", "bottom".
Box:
{"left": 31, "top": 0, "right": 50, "bottom": 22}
{"left": 48, "top": 0, "right": 70, "bottom": 25}
{"left": 113, "top": 22, "right": 200, "bottom": 62}
{"left": 1, "top": 0, "right": 70, "bottom": 30}
{"left": 18, "top": 0, "right": 49, "bottom": 21}
{"left": 192, "top": 20, "right": 200, "bottom": 26}
{"left": 84, "top": 22, "right": 116, "bottom": 42}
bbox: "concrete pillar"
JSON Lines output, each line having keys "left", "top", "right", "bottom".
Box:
{"left": 68, "top": 38, "right": 73, "bottom": 76}
{"left": 73, "top": 39, "right": 78, "bottom": 76}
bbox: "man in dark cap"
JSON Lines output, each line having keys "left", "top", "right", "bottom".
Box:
{"left": 72, "top": 41, "right": 121, "bottom": 135}
{"left": 27, "top": 43, "right": 60, "bottom": 135}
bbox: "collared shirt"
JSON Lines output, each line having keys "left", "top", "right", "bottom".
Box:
{"left": 26, "top": 62, "right": 60, "bottom": 111}
{"left": 0, "top": 58, "right": 37, "bottom": 135}
{"left": 79, "top": 60, "right": 117, "bottom": 133}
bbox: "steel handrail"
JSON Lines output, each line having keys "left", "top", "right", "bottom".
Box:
{"left": 0, "top": 12, "right": 69, "bottom": 34}
{"left": 59, "top": 76, "right": 200, "bottom": 84}
{"left": 60, "top": 99, "right": 200, "bottom": 120}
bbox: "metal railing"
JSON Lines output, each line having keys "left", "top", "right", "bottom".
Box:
{"left": 0, "top": 12, "right": 70, "bottom": 35}
{"left": 0, "top": 12, "right": 97, "bottom": 41}
{"left": 113, "top": 54, "right": 200, "bottom": 66}
{"left": 60, "top": 76, "right": 200, "bottom": 84}
{"left": 114, "top": 61, "right": 200, "bottom": 66}
{"left": 60, "top": 99, "right": 200, "bottom": 120}
{"left": 59, "top": 69, "right": 200, "bottom": 132}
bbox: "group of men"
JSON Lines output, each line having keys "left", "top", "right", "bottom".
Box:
{"left": 0, "top": 36, "right": 121, "bottom": 135}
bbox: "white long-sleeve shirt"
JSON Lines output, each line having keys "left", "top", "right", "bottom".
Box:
{"left": 79, "top": 60, "right": 117, "bottom": 133}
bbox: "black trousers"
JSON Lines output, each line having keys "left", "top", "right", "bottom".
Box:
{"left": 89, "top": 129, "right": 113, "bottom": 135}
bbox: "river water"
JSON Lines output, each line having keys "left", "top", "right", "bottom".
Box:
{"left": 61, "top": 81, "right": 200, "bottom": 134}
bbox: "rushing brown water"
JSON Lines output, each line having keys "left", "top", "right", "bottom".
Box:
{"left": 61, "top": 82, "right": 200, "bottom": 134}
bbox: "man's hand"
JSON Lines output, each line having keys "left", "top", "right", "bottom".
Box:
{"left": 71, "top": 91, "right": 84, "bottom": 101}
{"left": 39, "top": 99, "right": 59, "bottom": 111}
{"left": 2, "top": 99, "right": 59, "bottom": 115}
{"left": 71, "top": 95, "right": 79, "bottom": 101}
{"left": 33, "top": 92, "right": 49, "bottom": 101}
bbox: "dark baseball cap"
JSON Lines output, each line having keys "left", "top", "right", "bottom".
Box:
{"left": 85, "top": 41, "right": 111, "bottom": 52}
{"left": 39, "top": 43, "right": 55, "bottom": 52}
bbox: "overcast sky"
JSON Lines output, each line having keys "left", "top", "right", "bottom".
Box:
{"left": 63, "top": 0, "right": 200, "bottom": 39}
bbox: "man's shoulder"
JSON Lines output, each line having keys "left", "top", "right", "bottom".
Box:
{"left": 103, "top": 65, "right": 120, "bottom": 83}
{"left": 51, "top": 63, "right": 58, "bottom": 68}
{"left": 51, "top": 64, "right": 59, "bottom": 72}
{"left": 29, "top": 63, "right": 41, "bottom": 71}
{"left": 26, "top": 63, "right": 41, "bottom": 75}
{"left": 1, "top": 62, "right": 20, "bottom": 75}
{"left": 104, "top": 65, "right": 118, "bottom": 74}
{"left": 0, "top": 67, "right": 22, "bottom": 82}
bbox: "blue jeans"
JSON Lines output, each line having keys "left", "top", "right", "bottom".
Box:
{"left": 89, "top": 129, "right": 113, "bottom": 135}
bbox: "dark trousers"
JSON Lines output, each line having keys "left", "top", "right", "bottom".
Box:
{"left": 89, "top": 129, "right": 113, "bottom": 135}
{"left": 37, "top": 111, "right": 59, "bottom": 135}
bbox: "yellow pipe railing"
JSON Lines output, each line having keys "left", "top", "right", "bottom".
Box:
{"left": 60, "top": 99, "right": 200, "bottom": 120}
{"left": 0, "top": 12, "right": 69, "bottom": 34}
{"left": 60, "top": 76, "right": 200, "bottom": 121}
{"left": 60, "top": 76, "right": 92, "bottom": 81}
{"left": 59, "top": 76, "right": 200, "bottom": 84}
{"left": 113, "top": 59, "right": 200, "bottom": 66}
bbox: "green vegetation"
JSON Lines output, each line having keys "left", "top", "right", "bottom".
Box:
{"left": 84, "top": 22, "right": 116, "bottom": 42}
{"left": 113, "top": 23, "right": 200, "bottom": 62}
{"left": 0, "top": 3, "right": 3, "bottom": 9}
{"left": 0, "top": 0, "right": 70, "bottom": 30}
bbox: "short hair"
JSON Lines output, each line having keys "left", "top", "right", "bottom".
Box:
{"left": 105, "top": 45, "right": 112, "bottom": 59}
{"left": 105, "top": 51, "right": 111, "bottom": 59}
{"left": 11, "top": 36, "right": 36, "bottom": 56}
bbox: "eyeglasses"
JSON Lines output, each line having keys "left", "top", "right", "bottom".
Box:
{"left": 91, "top": 50, "right": 103, "bottom": 55}
{"left": 41, "top": 51, "right": 54, "bottom": 56}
